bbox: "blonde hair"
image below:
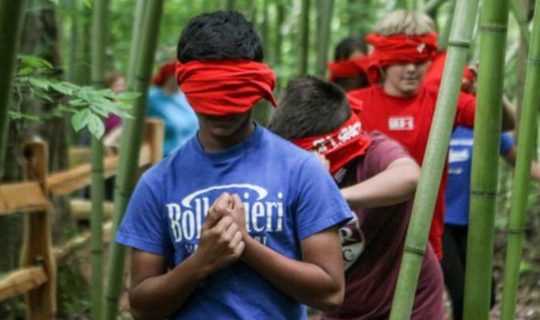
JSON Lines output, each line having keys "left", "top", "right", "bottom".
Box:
{"left": 373, "top": 10, "right": 436, "bottom": 36}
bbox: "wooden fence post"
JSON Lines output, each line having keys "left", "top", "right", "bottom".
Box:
{"left": 144, "top": 119, "right": 164, "bottom": 165}
{"left": 21, "top": 141, "right": 56, "bottom": 320}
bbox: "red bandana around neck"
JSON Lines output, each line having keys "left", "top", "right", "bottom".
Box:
{"left": 365, "top": 32, "right": 439, "bottom": 82}
{"left": 291, "top": 113, "right": 372, "bottom": 175}
{"left": 328, "top": 56, "right": 372, "bottom": 83}
{"left": 175, "top": 60, "right": 277, "bottom": 115}
{"left": 152, "top": 62, "right": 177, "bottom": 87}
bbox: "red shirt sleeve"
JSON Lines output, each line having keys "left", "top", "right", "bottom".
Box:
{"left": 455, "top": 92, "right": 476, "bottom": 128}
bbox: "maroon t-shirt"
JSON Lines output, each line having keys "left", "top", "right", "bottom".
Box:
{"left": 323, "top": 132, "right": 444, "bottom": 320}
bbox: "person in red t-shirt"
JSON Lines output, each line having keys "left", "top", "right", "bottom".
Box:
{"left": 270, "top": 75, "right": 445, "bottom": 320}
{"left": 347, "top": 10, "right": 515, "bottom": 259}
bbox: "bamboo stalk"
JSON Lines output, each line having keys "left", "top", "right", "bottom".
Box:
{"left": 424, "top": 0, "right": 448, "bottom": 14}
{"left": 388, "top": 0, "right": 479, "bottom": 318}
{"left": 0, "top": 0, "right": 27, "bottom": 182}
{"left": 315, "top": 0, "right": 334, "bottom": 78}
{"left": 510, "top": 0, "right": 531, "bottom": 46}
{"left": 439, "top": 0, "right": 457, "bottom": 49}
{"left": 500, "top": 1, "right": 540, "bottom": 318}
{"left": 463, "top": 0, "right": 510, "bottom": 319}
{"left": 298, "top": 0, "right": 311, "bottom": 75}
{"left": 90, "top": 0, "right": 109, "bottom": 318}
{"left": 103, "top": 1, "right": 165, "bottom": 319}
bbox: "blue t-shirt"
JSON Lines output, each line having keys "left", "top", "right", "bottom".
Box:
{"left": 445, "top": 126, "right": 514, "bottom": 226}
{"left": 146, "top": 87, "right": 199, "bottom": 156}
{"left": 116, "top": 124, "right": 352, "bottom": 320}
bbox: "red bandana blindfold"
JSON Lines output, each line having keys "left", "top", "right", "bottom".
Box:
{"left": 175, "top": 60, "right": 277, "bottom": 116}
{"left": 365, "top": 32, "right": 438, "bottom": 82}
{"left": 328, "top": 56, "right": 373, "bottom": 83}
{"left": 152, "top": 62, "right": 176, "bottom": 87}
{"left": 291, "top": 113, "right": 372, "bottom": 175}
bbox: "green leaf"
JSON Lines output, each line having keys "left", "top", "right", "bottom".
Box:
{"left": 88, "top": 113, "right": 105, "bottom": 139}
{"left": 18, "top": 55, "right": 53, "bottom": 69}
{"left": 28, "top": 78, "right": 52, "bottom": 91}
{"left": 8, "top": 111, "right": 40, "bottom": 121}
{"left": 50, "top": 82, "right": 75, "bottom": 95}
{"left": 117, "top": 91, "right": 141, "bottom": 101}
{"left": 71, "top": 109, "right": 91, "bottom": 132}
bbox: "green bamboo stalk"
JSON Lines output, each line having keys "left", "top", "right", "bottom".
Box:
{"left": 315, "top": 0, "right": 334, "bottom": 78}
{"left": 510, "top": 0, "right": 531, "bottom": 46}
{"left": 298, "top": 0, "right": 311, "bottom": 75}
{"left": 424, "top": 0, "right": 448, "bottom": 14}
{"left": 388, "top": 0, "right": 479, "bottom": 318}
{"left": 103, "top": 1, "right": 164, "bottom": 319}
{"left": 274, "top": 1, "right": 284, "bottom": 66}
{"left": 226, "top": 0, "right": 235, "bottom": 11}
{"left": 463, "top": 0, "right": 510, "bottom": 318}
{"left": 439, "top": 0, "right": 456, "bottom": 49}
{"left": 500, "top": 0, "right": 540, "bottom": 318}
{"left": 0, "top": 0, "right": 27, "bottom": 181}
{"left": 90, "top": 0, "right": 109, "bottom": 318}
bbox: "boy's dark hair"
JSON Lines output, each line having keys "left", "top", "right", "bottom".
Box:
{"left": 177, "top": 11, "right": 263, "bottom": 63}
{"left": 334, "top": 36, "right": 367, "bottom": 61}
{"left": 269, "top": 76, "right": 351, "bottom": 139}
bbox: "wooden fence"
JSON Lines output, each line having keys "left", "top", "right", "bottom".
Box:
{"left": 0, "top": 119, "right": 163, "bottom": 319}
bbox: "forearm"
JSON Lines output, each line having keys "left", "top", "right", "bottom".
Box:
{"left": 129, "top": 254, "right": 207, "bottom": 319}
{"left": 341, "top": 160, "right": 419, "bottom": 208}
{"left": 240, "top": 236, "right": 343, "bottom": 312}
{"left": 502, "top": 96, "right": 516, "bottom": 131}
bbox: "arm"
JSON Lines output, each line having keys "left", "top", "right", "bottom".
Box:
{"left": 502, "top": 147, "right": 540, "bottom": 182}
{"left": 230, "top": 195, "right": 345, "bottom": 312}
{"left": 128, "top": 194, "right": 245, "bottom": 319}
{"left": 341, "top": 157, "right": 420, "bottom": 209}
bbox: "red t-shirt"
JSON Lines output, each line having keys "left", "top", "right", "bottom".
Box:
{"left": 347, "top": 85, "right": 476, "bottom": 259}
{"left": 324, "top": 132, "right": 444, "bottom": 320}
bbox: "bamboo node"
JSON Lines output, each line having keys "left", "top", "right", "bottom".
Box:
{"left": 470, "top": 189, "right": 498, "bottom": 196}
{"left": 480, "top": 25, "right": 508, "bottom": 33}
{"left": 447, "top": 40, "right": 471, "bottom": 48}
{"left": 505, "top": 227, "right": 526, "bottom": 235}
{"left": 404, "top": 246, "right": 425, "bottom": 257}
{"left": 527, "top": 58, "right": 540, "bottom": 65}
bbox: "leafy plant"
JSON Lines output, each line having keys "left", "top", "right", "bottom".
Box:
{"left": 10, "top": 55, "right": 137, "bottom": 139}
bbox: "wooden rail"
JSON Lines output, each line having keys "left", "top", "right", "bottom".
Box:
{"left": 0, "top": 119, "right": 164, "bottom": 319}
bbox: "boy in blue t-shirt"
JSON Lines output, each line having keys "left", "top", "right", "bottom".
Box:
{"left": 442, "top": 126, "right": 540, "bottom": 320}
{"left": 115, "top": 11, "right": 351, "bottom": 320}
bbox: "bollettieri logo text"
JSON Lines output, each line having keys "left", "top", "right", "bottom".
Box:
{"left": 166, "top": 184, "right": 285, "bottom": 253}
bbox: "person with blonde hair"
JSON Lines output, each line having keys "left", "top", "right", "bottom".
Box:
{"left": 347, "top": 10, "right": 515, "bottom": 261}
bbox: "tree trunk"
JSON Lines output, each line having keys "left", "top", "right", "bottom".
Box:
{"left": 463, "top": 0, "right": 510, "bottom": 318}
{"left": 0, "top": 0, "right": 27, "bottom": 179}
{"left": 315, "top": 0, "right": 334, "bottom": 78}
{"left": 499, "top": 0, "right": 540, "bottom": 318}
{"left": 104, "top": 1, "right": 165, "bottom": 319}
{"left": 90, "top": 0, "right": 109, "bottom": 318}
{"left": 388, "top": 0, "right": 479, "bottom": 318}
{"left": 298, "top": 0, "right": 311, "bottom": 75}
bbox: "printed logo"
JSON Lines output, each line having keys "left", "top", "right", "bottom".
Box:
{"left": 339, "top": 214, "right": 365, "bottom": 271}
{"left": 311, "top": 121, "right": 362, "bottom": 154}
{"left": 448, "top": 149, "right": 470, "bottom": 163}
{"left": 388, "top": 116, "right": 415, "bottom": 131}
{"left": 166, "top": 184, "right": 285, "bottom": 253}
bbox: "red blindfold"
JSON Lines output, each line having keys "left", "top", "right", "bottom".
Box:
{"left": 291, "top": 113, "right": 371, "bottom": 175}
{"left": 175, "top": 60, "right": 277, "bottom": 116}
